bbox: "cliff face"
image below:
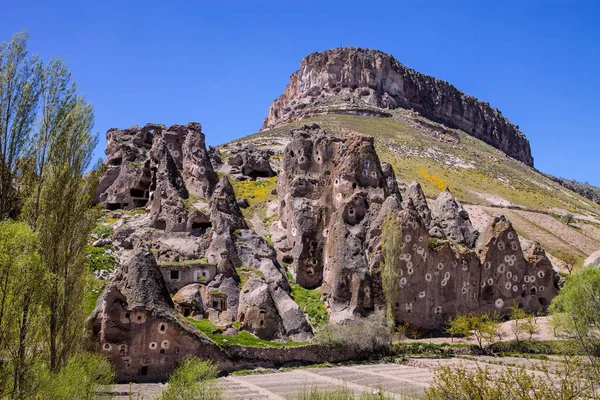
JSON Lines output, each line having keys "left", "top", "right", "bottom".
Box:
{"left": 262, "top": 47, "right": 534, "bottom": 166}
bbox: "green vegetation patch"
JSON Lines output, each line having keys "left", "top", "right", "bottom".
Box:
{"left": 85, "top": 245, "right": 118, "bottom": 272}
{"left": 86, "top": 279, "right": 108, "bottom": 315}
{"left": 158, "top": 258, "right": 208, "bottom": 266}
{"left": 236, "top": 265, "right": 265, "bottom": 285}
{"left": 188, "top": 318, "right": 307, "bottom": 348}
{"left": 290, "top": 283, "right": 329, "bottom": 328}
{"left": 230, "top": 176, "right": 277, "bottom": 220}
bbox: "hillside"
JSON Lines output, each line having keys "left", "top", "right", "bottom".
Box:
{"left": 222, "top": 111, "right": 600, "bottom": 270}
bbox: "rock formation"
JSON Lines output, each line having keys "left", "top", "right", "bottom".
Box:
{"left": 227, "top": 143, "right": 275, "bottom": 179}
{"left": 262, "top": 47, "right": 533, "bottom": 166}
{"left": 87, "top": 248, "right": 225, "bottom": 382}
{"left": 276, "top": 124, "right": 557, "bottom": 327}
{"left": 276, "top": 123, "right": 400, "bottom": 321}
{"left": 93, "top": 122, "right": 313, "bottom": 347}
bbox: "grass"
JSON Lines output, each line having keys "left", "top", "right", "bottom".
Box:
{"left": 183, "top": 193, "right": 208, "bottom": 212}
{"left": 86, "top": 279, "right": 108, "bottom": 315}
{"left": 92, "top": 224, "right": 112, "bottom": 238}
{"left": 236, "top": 265, "right": 265, "bottom": 285}
{"left": 290, "top": 283, "right": 329, "bottom": 328}
{"left": 188, "top": 318, "right": 307, "bottom": 347}
{"left": 85, "top": 245, "right": 118, "bottom": 272}
{"left": 230, "top": 176, "right": 277, "bottom": 220}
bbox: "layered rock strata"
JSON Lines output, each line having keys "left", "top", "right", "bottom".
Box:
{"left": 262, "top": 47, "right": 533, "bottom": 166}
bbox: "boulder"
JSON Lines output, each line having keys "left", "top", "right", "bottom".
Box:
{"left": 173, "top": 284, "right": 205, "bottom": 317}
{"left": 584, "top": 250, "right": 600, "bottom": 267}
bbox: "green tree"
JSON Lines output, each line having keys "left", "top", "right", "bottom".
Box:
{"left": 0, "top": 30, "right": 43, "bottom": 219}
{"left": 381, "top": 214, "right": 403, "bottom": 326}
{"left": 0, "top": 221, "right": 47, "bottom": 398}
{"left": 445, "top": 314, "right": 471, "bottom": 342}
{"left": 34, "top": 99, "right": 98, "bottom": 371}
{"left": 550, "top": 266, "right": 600, "bottom": 378}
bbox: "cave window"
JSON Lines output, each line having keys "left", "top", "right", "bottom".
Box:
{"left": 182, "top": 307, "right": 190, "bottom": 317}
{"left": 130, "top": 188, "right": 145, "bottom": 198}
{"left": 160, "top": 324, "right": 166, "bottom": 332}
{"left": 530, "top": 287, "right": 537, "bottom": 296}
{"left": 155, "top": 220, "right": 166, "bottom": 230}
{"left": 239, "top": 313, "right": 245, "bottom": 322}
{"left": 137, "top": 316, "right": 142, "bottom": 321}
{"left": 110, "top": 157, "right": 122, "bottom": 166}
{"left": 107, "top": 203, "right": 122, "bottom": 211}
{"left": 538, "top": 297, "right": 547, "bottom": 306}
{"left": 140, "top": 366, "right": 148, "bottom": 376}
{"left": 192, "top": 221, "right": 212, "bottom": 230}
{"left": 178, "top": 217, "right": 182, "bottom": 224}
{"left": 212, "top": 301, "right": 219, "bottom": 308}
{"left": 260, "top": 320, "right": 264, "bottom": 327}
{"left": 170, "top": 270, "right": 179, "bottom": 281}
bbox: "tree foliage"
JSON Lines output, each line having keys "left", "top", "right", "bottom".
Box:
{"left": 381, "top": 214, "right": 403, "bottom": 326}
{"left": 0, "top": 30, "right": 107, "bottom": 398}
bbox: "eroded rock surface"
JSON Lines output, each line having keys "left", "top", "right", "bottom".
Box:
{"left": 87, "top": 248, "right": 225, "bottom": 382}
{"left": 277, "top": 125, "right": 557, "bottom": 327}
{"left": 227, "top": 143, "right": 275, "bottom": 179}
{"left": 262, "top": 47, "right": 533, "bottom": 166}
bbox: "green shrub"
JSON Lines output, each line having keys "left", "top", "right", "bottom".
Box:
{"left": 158, "top": 358, "right": 222, "bottom": 400}
{"left": 425, "top": 360, "right": 596, "bottom": 400}
{"left": 34, "top": 352, "right": 115, "bottom": 400}
{"left": 392, "top": 343, "right": 452, "bottom": 357}
{"left": 317, "top": 312, "right": 392, "bottom": 355}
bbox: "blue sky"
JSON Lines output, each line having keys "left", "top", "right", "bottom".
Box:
{"left": 2, "top": 1, "right": 599, "bottom": 185}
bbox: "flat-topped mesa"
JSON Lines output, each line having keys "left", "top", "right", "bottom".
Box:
{"left": 262, "top": 47, "right": 533, "bottom": 166}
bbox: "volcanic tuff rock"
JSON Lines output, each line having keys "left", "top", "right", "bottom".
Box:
{"left": 227, "top": 143, "right": 276, "bottom": 179}
{"left": 87, "top": 247, "right": 226, "bottom": 382}
{"left": 262, "top": 47, "right": 533, "bottom": 166}
{"left": 277, "top": 124, "right": 557, "bottom": 327}
{"left": 93, "top": 122, "right": 313, "bottom": 347}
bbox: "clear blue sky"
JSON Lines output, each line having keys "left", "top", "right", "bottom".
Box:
{"left": 2, "top": 1, "right": 599, "bottom": 185}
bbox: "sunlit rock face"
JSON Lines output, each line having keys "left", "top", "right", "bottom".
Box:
{"left": 277, "top": 124, "right": 557, "bottom": 327}
{"left": 262, "top": 47, "right": 533, "bottom": 166}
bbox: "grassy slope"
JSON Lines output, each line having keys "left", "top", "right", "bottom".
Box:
{"left": 227, "top": 113, "right": 600, "bottom": 265}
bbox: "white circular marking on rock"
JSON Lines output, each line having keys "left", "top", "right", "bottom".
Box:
{"left": 161, "top": 340, "right": 169, "bottom": 349}
{"left": 437, "top": 263, "right": 444, "bottom": 270}
{"left": 537, "top": 271, "right": 545, "bottom": 279}
{"left": 404, "top": 234, "right": 412, "bottom": 243}
{"left": 425, "top": 273, "right": 432, "bottom": 282}
{"left": 505, "top": 282, "right": 512, "bottom": 290}
{"left": 419, "top": 291, "right": 426, "bottom": 298}
{"left": 495, "top": 298, "right": 504, "bottom": 309}
{"left": 506, "top": 271, "right": 513, "bottom": 279}
{"left": 444, "top": 272, "right": 451, "bottom": 280}
{"left": 149, "top": 342, "right": 158, "bottom": 350}
{"left": 539, "top": 286, "right": 545, "bottom": 292}
{"left": 484, "top": 262, "right": 492, "bottom": 270}
{"left": 487, "top": 278, "right": 494, "bottom": 285}
{"left": 498, "top": 264, "right": 506, "bottom": 274}
{"left": 512, "top": 285, "right": 518, "bottom": 292}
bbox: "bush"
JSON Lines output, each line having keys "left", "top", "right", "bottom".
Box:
{"left": 317, "top": 312, "right": 392, "bottom": 355}
{"left": 425, "top": 360, "right": 596, "bottom": 400}
{"left": 34, "top": 352, "right": 115, "bottom": 400}
{"left": 158, "top": 358, "right": 222, "bottom": 400}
